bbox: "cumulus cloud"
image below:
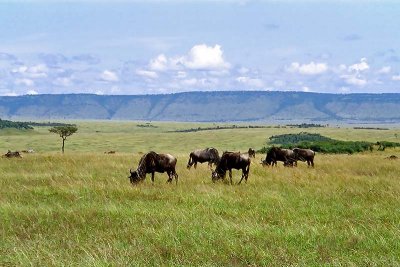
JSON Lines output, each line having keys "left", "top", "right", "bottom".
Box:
{"left": 26, "top": 89, "right": 38, "bottom": 95}
{"left": 147, "top": 44, "right": 230, "bottom": 73}
{"left": 341, "top": 74, "right": 367, "bottom": 86}
{"left": 184, "top": 44, "right": 230, "bottom": 70}
{"left": 12, "top": 64, "right": 48, "bottom": 78}
{"left": 136, "top": 70, "right": 158, "bottom": 79}
{"left": 236, "top": 76, "right": 264, "bottom": 88}
{"left": 53, "top": 77, "right": 73, "bottom": 87}
{"left": 287, "top": 61, "right": 328, "bottom": 75}
{"left": 181, "top": 78, "right": 198, "bottom": 86}
{"left": 149, "top": 54, "right": 168, "bottom": 71}
{"left": 100, "top": 70, "right": 119, "bottom": 82}
{"left": 378, "top": 66, "right": 391, "bottom": 74}
{"left": 348, "top": 58, "right": 369, "bottom": 72}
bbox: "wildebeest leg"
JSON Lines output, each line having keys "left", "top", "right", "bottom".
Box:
{"left": 238, "top": 169, "right": 245, "bottom": 185}
{"left": 151, "top": 172, "right": 155, "bottom": 183}
{"left": 166, "top": 171, "right": 173, "bottom": 183}
{"left": 187, "top": 157, "right": 192, "bottom": 169}
{"left": 194, "top": 162, "right": 197, "bottom": 169}
{"left": 245, "top": 164, "right": 250, "bottom": 182}
{"left": 174, "top": 172, "right": 178, "bottom": 185}
{"left": 229, "top": 169, "right": 233, "bottom": 185}
{"left": 311, "top": 159, "right": 314, "bottom": 168}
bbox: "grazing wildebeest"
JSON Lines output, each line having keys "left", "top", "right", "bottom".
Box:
{"left": 293, "top": 148, "right": 315, "bottom": 167}
{"left": 187, "top": 147, "right": 220, "bottom": 169}
{"left": 3, "top": 150, "right": 22, "bottom": 158}
{"left": 386, "top": 155, "right": 398, "bottom": 160}
{"left": 128, "top": 151, "right": 178, "bottom": 184}
{"left": 262, "top": 147, "right": 296, "bottom": 167}
{"left": 105, "top": 150, "right": 116, "bottom": 154}
{"left": 248, "top": 148, "right": 256, "bottom": 158}
{"left": 211, "top": 151, "right": 251, "bottom": 185}
{"left": 21, "top": 149, "right": 35, "bottom": 153}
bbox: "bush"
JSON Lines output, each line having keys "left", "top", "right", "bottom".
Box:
{"left": 261, "top": 132, "right": 374, "bottom": 154}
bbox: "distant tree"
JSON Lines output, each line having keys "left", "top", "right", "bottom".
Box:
{"left": 49, "top": 125, "right": 78, "bottom": 153}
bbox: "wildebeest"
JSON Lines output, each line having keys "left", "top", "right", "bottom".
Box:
{"left": 386, "top": 155, "right": 398, "bottom": 160}
{"left": 3, "top": 150, "right": 22, "bottom": 158}
{"left": 104, "top": 150, "right": 116, "bottom": 154}
{"left": 211, "top": 151, "right": 251, "bottom": 185}
{"left": 248, "top": 148, "right": 256, "bottom": 158}
{"left": 128, "top": 151, "right": 178, "bottom": 184}
{"left": 187, "top": 147, "right": 220, "bottom": 169}
{"left": 293, "top": 148, "right": 315, "bottom": 167}
{"left": 262, "top": 147, "right": 296, "bottom": 167}
{"left": 21, "top": 149, "right": 35, "bottom": 153}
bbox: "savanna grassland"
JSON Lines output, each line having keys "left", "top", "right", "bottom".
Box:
{"left": 1, "top": 121, "right": 400, "bottom": 266}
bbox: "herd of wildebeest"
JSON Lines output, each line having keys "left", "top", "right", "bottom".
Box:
{"left": 3, "top": 146, "right": 397, "bottom": 185}
{"left": 128, "top": 147, "right": 316, "bottom": 185}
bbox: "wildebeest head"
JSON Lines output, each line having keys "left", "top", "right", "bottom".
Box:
{"left": 128, "top": 169, "right": 140, "bottom": 184}
{"left": 211, "top": 169, "right": 225, "bottom": 182}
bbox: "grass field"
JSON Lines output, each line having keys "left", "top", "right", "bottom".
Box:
{"left": 1, "top": 122, "right": 400, "bottom": 266}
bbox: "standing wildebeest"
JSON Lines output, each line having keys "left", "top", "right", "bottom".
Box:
{"left": 262, "top": 147, "right": 296, "bottom": 167}
{"left": 187, "top": 147, "right": 220, "bottom": 169}
{"left": 129, "top": 151, "right": 178, "bottom": 184}
{"left": 211, "top": 151, "right": 251, "bottom": 185}
{"left": 293, "top": 148, "right": 315, "bottom": 167}
{"left": 3, "top": 150, "right": 22, "bottom": 158}
{"left": 248, "top": 148, "right": 256, "bottom": 158}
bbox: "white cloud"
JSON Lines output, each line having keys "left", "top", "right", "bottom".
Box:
{"left": 4, "top": 91, "right": 18, "bottom": 96}
{"left": 12, "top": 64, "right": 48, "bottom": 78}
{"left": 348, "top": 58, "right": 369, "bottom": 72}
{"left": 184, "top": 44, "right": 230, "bottom": 70}
{"left": 54, "top": 77, "right": 72, "bottom": 87}
{"left": 236, "top": 76, "right": 264, "bottom": 87}
{"left": 26, "top": 89, "right": 38, "bottom": 95}
{"left": 146, "top": 44, "right": 230, "bottom": 73}
{"left": 378, "top": 66, "right": 391, "bottom": 74}
{"left": 136, "top": 70, "right": 158, "bottom": 79}
{"left": 182, "top": 78, "right": 198, "bottom": 86}
{"left": 15, "top": 78, "right": 34, "bottom": 86}
{"left": 149, "top": 54, "right": 168, "bottom": 71}
{"left": 341, "top": 74, "right": 367, "bottom": 86}
{"left": 287, "top": 61, "right": 328, "bottom": 75}
{"left": 392, "top": 75, "right": 400, "bottom": 81}
{"left": 302, "top": 86, "right": 311, "bottom": 92}
{"left": 100, "top": 70, "right": 119, "bottom": 82}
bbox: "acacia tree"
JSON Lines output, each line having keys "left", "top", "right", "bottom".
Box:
{"left": 49, "top": 125, "right": 78, "bottom": 153}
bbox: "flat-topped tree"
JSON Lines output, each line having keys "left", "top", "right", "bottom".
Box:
{"left": 49, "top": 125, "right": 78, "bottom": 153}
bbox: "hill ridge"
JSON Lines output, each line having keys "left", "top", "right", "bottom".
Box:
{"left": 1, "top": 91, "right": 399, "bottom": 123}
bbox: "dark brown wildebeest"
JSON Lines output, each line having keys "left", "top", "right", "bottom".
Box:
{"left": 386, "top": 155, "right": 398, "bottom": 160}
{"left": 3, "top": 150, "right": 22, "bottom": 158}
{"left": 293, "top": 148, "right": 315, "bottom": 167}
{"left": 187, "top": 147, "right": 220, "bottom": 169}
{"left": 248, "top": 148, "right": 256, "bottom": 158}
{"left": 129, "top": 151, "right": 178, "bottom": 184}
{"left": 104, "top": 150, "right": 116, "bottom": 154}
{"left": 211, "top": 151, "right": 251, "bottom": 185}
{"left": 262, "top": 147, "right": 296, "bottom": 167}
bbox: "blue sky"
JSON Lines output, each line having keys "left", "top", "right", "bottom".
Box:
{"left": 0, "top": 0, "right": 399, "bottom": 95}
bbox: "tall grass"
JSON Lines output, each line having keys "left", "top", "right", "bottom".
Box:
{"left": 1, "top": 122, "right": 400, "bottom": 265}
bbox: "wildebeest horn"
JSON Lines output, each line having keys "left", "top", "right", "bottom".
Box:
{"left": 130, "top": 169, "right": 133, "bottom": 174}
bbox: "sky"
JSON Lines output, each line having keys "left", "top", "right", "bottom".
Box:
{"left": 0, "top": 0, "right": 399, "bottom": 96}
